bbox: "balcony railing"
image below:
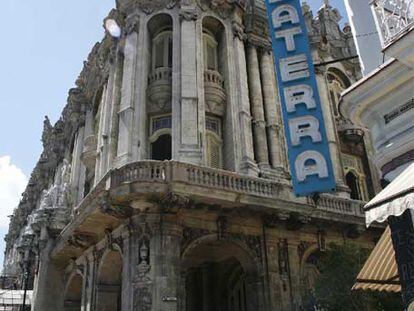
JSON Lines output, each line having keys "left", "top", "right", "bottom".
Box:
{"left": 111, "top": 161, "right": 365, "bottom": 218}
{"left": 372, "top": 0, "right": 414, "bottom": 46}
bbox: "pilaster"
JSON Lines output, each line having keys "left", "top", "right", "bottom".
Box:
{"left": 116, "top": 23, "right": 139, "bottom": 166}
{"left": 179, "top": 8, "right": 203, "bottom": 164}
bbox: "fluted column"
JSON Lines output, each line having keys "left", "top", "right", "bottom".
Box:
{"left": 231, "top": 14, "right": 257, "bottom": 176}
{"left": 247, "top": 45, "right": 270, "bottom": 168}
{"left": 260, "top": 50, "right": 285, "bottom": 171}
{"left": 316, "top": 73, "right": 346, "bottom": 191}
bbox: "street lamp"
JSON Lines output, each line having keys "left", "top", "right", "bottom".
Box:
{"left": 104, "top": 19, "right": 122, "bottom": 39}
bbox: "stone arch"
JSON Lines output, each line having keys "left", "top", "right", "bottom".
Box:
{"left": 181, "top": 233, "right": 264, "bottom": 311}
{"left": 96, "top": 248, "right": 123, "bottom": 311}
{"left": 326, "top": 66, "right": 351, "bottom": 88}
{"left": 326, "top": 67, "right": 351, "bottom": 117}
{"left": 63, "top": 271, "right": 84, "bottom": 311}
{"left": 182, "top": 233, "right": 261, "bottom": 276}
{"left": 299, "top": 244, "right": 323, "bottom": 310}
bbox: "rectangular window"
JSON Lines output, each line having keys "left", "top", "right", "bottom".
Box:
{"left": 155, "top": 40, "right": 164, "bottom": 69}
{"left": 206, "top": 116, "right": 221, "bottom": 135}
{"left": 207, "top": 44, "right": 217, "bottom": 70}
{"left": 168, "top": 37, "right": 173, "bottom": 68}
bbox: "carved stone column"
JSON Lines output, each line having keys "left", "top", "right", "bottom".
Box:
{"left": 287, "top": 241, "right": 302, "bottom": 310}
{"left": 70, "top": 126, "right": 86, "bottom": 204}
{"left": 316, "top": 72, "right": 346, "bottom": 192}
{"left": 178, "top": 8, "right": 202, "bottom": 164}
{"left": 247, "top": 44, "right": 270, "bottom": 169}
{"left": 231, "top": 15, "right": 258, "bottom": 176}
{"left": 107, "top": 43, "right": 124, "bottom": 170}
{"left": 83, "top": 251, "right": 97, "bottom": 311}
{"left": 121, "top": 226, "right": 133, "bottom": 311}
{"left": 32, "top": 235, "right": 64, "bottom": 311}
{"left": 117, "top": 14, "right": 140, "bottom": 166}
{"left": 260, "top": 51, "right": 286, "bottom": 173}
{"left": 153, "top": 219, "right": 183, "bottom": 311}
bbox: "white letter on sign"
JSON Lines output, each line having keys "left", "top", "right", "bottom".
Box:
{"left": 284, "top": 84, "right": 316, "bottom": 113}
{"left": 295, "top": 151, "right": 329, "bottom": 182}
{"left": 275, "top": 27, "right": 302, "bottom": 51}
{"left": 289, "top": 116, "right": 322, "bottom": 146}
{"left": 272, "top": 5, "right": 300, "bottom": 28}
{"left": 280, "top": 54, "right": 309, "bottom": 82}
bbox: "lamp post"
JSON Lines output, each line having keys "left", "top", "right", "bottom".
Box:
{"left": 20, "top": 240, "right": 33, "bottom": 311}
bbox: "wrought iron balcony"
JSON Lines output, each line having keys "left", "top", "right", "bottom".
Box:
{"left": 371, "top": 0, "right": 414, "bottom": 46}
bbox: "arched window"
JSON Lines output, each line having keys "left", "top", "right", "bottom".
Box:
{"left": 152, "top": 30, "right": 172, "bottom": 70}
{"left": 326, "top": 68, "right": 351, "bottom": 117}
{"left": 64, "top": 274, "right": 83, "bottom": 311}
{"left": 203, "top": 32, "right": 219, "bottom": 71}
{"left": 150, "top": 115, "right": 172, "bottom": 161}
{"left": 346, "top": 171, "right": 362, "bottom": 200}
{"left": 342, "top": 153, "right": 368, "bottom": 201}
{"left": 206, "top": 116, "right": 223, "bottom": 169}
{"left": 96, "top": 250, "right": 123, "bottom": 311}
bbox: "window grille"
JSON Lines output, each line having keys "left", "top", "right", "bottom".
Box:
{"left": 152, "top": 116, "right": 172, "bottom": 134}
{"left": 206, "top": 116, "right": 221, "bottom": 136}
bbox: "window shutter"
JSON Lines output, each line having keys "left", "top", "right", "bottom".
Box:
{"left": 207, "top": 135, "right": 222, "bottom": 169}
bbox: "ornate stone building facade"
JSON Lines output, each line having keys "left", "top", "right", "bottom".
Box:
{"left": 3, "top": 1, "right": 383, "bottom": 310}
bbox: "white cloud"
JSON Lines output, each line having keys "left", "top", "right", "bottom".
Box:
{"left": 0, "top": 156, "right": 27, "bottom": 229}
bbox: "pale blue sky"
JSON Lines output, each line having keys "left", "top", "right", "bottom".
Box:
{"left": 0, "top": 0, "right": 348, "bottom": 268}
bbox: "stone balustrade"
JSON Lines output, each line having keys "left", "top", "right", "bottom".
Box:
{"left": 204, "top": 70, "right": 225, "bottom": 88}
{"left": 147, "top": 67, "right": 172, "bottom": 106}
{"left": 111, "top": 160, "right": 366, "bottom": 217}
{"left": 148, "top": 67, "right": 172, "bottom": 84}
{"left": 306, "top": 195, "right": 365, "bottom": 217}
{"left": 203, "top": 70, "right": 226, "bottom": 116}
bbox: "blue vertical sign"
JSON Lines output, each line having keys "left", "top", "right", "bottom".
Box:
{"left": 265, "top": 0, "right": 336, "bottom": 196}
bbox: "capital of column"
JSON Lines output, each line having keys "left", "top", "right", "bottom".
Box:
{"left": 252, "top": 120, "right": 267, "bottom": 128}
{"left": 180, "top": 7, "right": 199, "bottom": 21}
{"left": 232, "top": 21, "right": 247, "bottom": 41}
{"left": 125, "top": 13, "right": 140, "bottom": 35}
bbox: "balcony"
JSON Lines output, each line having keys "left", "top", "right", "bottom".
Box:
{"left": 51, "top": 160, "right": 367, "bottom": 265}
{"left": 147, "top": 67, "right": 172, "bottom": 110}
{"left": 204, "top": 70, "right": 226, "bottom": 116}
{"left": 372, "top": 0, "right": 414, "bottom": 53}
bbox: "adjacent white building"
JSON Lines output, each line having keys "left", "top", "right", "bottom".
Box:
{"left": 341, "top": 0, "right": 414, "bottom": 183}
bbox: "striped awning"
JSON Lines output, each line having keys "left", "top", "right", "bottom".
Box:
{"left": 353, "top": 226, "right": 401, "bottom": 292}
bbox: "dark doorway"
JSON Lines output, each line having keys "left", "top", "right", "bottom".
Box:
{"left": 182, "top": 239, "right": 260, "bottom": 311}
{"left": 346, "top": 172, "right": 361, "bottom": 200}
{"left": 151, "top": 134, "right": 172, "bottom": 160}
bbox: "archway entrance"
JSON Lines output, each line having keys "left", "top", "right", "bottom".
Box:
{"left": 96, "top": 250, "right": 123, "bottom": 311}
{"left": 64, "top": 273, "right": 83, "bottom": 311}
{"left": 182, "top": 238, "right": 260, "bottom": 311}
